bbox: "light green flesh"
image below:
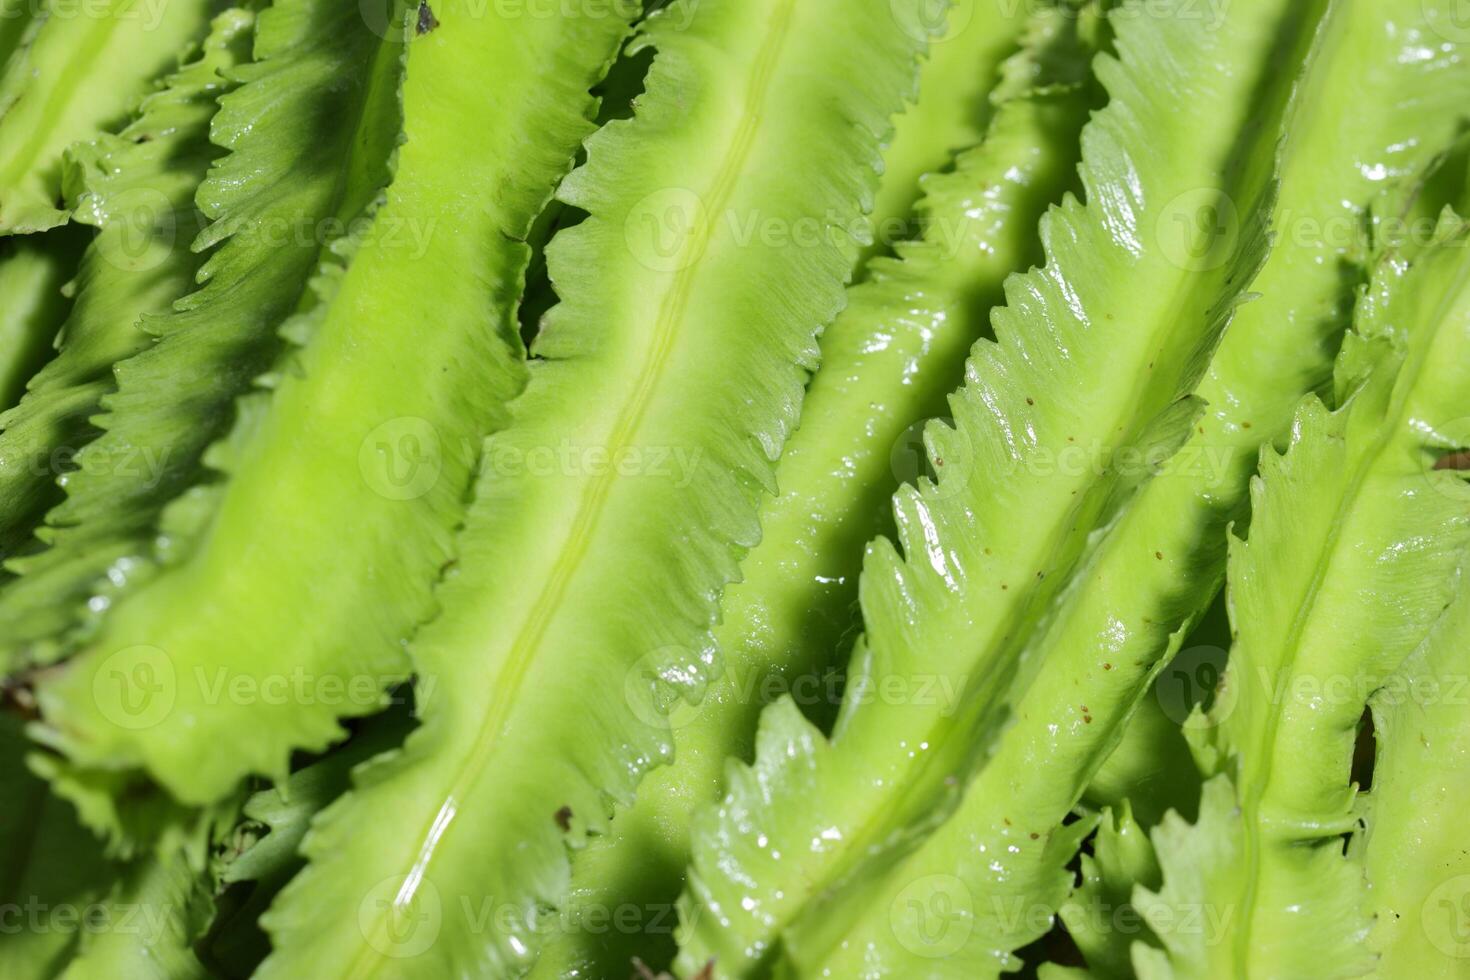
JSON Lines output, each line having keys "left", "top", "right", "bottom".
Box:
{"left": 0, "top": 0, "right": 216, "bottom": 234}
{"left": 1363, "top": 582, "right": 1470, "bottom": 975}
{"left": 0, "top": 2, "right": 1463, "bottom": 978}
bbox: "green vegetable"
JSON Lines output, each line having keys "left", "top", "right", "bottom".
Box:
{"left": 58, "top": 848, "right": 213, "bottom": 980}
{"left": 0, "top": 0, "right": 217, "bottom": 234}
{"left": 254, "top": 0, "right": 924, "bottom": 974}
{"left": 988, "top": 0, "right": 1470, "bottom": 968}
{"left": 1061, "top": 803, "right": 1163, "bottom": 979}
{"left": 724, "top": 0, "right": 1470, "bottom": 970}
{"left": 0, "top": 0, "right": 38, "bottom": 67}
{"left": 26, "top": 0, "right": 635, "bottom": 809}
{"left": 0, "top": 226, "right": 85, "bottom": 411}
{"left": 199, "top": 710, "right": 412, "bottom": 976}
{"left": 0, "top": 716, "right": 112, "bottom": 977}
{"left": 678, "top": 0, "right": 1300, "bottom": 971}
{"left": 0, "top": 0, "right": 1466, "bottom": 975}
{"left": 0, "top": 10, "right": 251, "bottom": 570}
{"left": 1084, "top": 684, "right": 1205, "bottom": 829}
{"left": 1362, "top": 579, "right": 1470, "bottom": 974}
{"left": 0, "top": 0, "right": 405, "bottom": 667}
{"left": 1135, "top": 215, "right": 1470, "bottom": 978}
{"left": 859, "top": 0, "right": 1034, "bottom": 267}
{"left": 535, "top": 6, "right": 1096, "bottom": 976}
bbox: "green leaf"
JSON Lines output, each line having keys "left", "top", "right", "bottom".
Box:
{"left": 258, "top": 0, "right": 924, "bottom": 974}
{"left": 1128, "top": 774, "right": 1244, "bottom": 980}
{"left": 1, "top": 721, "right": 224, "bottom": 978}
{"left": 0, "top": 225, "right": 87, "bottom": 411}
{"left": 1059, "top": 803, "right": 1163, "bottom": 979}
{"left": 195, "top": 709, "right": 412, "bottom": 976}
{"left": 1081, "top": 591, "right": 1229, "bottom": 828}
{"left": 1361, "top": 574, "right": 1470, "bottom": 973}
{"left": 533, "top": 7, "right": 1098, "bottom": 977}
{"left": 0, "top": 0, "right": 407, "bottom": 668}
{"left": 223, "top": 712, "right": 410, "bottom": 891}
{"left": 0, "top": 715, "right": 113, "bottom": 978}
{"left": 57, "top": 848, "right": 211, "bottom": 980}
{"left": 0, "top": 0, "right": 218, "bottom": 234}
{"left": 25, "top": 0, "right": 634, "bottom": 806}
{"left": 1137, "top": 218, "right": 1470, "bottom": 978}
{"left": 0, "top": 8, "right": 253, "bottom": 571}
{"left": 677, "top": 0, "right": 1301, "bottom": 971}
{"left": 785, "top": 1, "right": 1470, "bottom": 974}
{"left": 1083, "top": 686, "right": 1207, "bottom": 831}
{"left": 859, "top": 0, "right": 1033, "bottom": 268}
